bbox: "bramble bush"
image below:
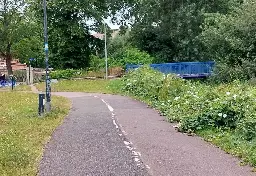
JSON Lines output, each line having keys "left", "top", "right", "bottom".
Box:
{"left": 122, "top": 66, "right": 163, "bottom": 100}
{"left": 111, "top": 66, "right": 256, "bottom": 165}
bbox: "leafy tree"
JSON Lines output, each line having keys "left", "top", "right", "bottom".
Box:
{"left": 108, "top": 30, "right": 131, "bottom": 59}
{"left": 0, "top": 0, "right": 24, "bottom": 74}
{"left": 32, "top": 0, "right": 135, "bottom": 69}
{"left": 201, "top": 0, "right": 256, "bottom": 80}
{"left": 131, "top": 0, "right": 238, "bottom": 63}
{"left": 12, "top": 36, "right": 44, "bottom": 67}
{"left": 0, "top": 0, "right": 41, "bottom": 74}
{"left": 106, "top": 30, "right": 154, "bottom": 67}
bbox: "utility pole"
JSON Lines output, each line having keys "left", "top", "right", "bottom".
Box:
{"left": 104, "top": 22, "right": 108, "bottom": 79}
{"left": 43, "top": 0, "right": 51, "bottom": 112}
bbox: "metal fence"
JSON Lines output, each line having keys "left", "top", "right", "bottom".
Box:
{"left": 126, "top": 61, "right": 215, "bottom": 78}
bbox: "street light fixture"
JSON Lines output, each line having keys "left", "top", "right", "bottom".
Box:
{"left": 43, "top": 0, "right": 51, "bottom": 112}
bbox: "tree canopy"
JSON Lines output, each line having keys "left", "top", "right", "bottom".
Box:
{"left": 130, "top": 0, "right": 240, "bottom": 63}
{"left": 1, "top": 0, "right": 256, "bottom": 82}
{"left": 0, "top": 0, "right": 44, "bottom": 73}
{"left": 33, "top": 0, "right": 135, "bottom": 69}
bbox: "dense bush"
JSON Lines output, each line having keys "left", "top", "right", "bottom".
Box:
{"left": 88, "top": 55, "right": 105, "bottom": 71}
{"left": 112, "top": 66, "right": 256, "bottom": 165}
{"left": 89, "top": 47, "right": 155, "bottom": 71}
{"left": 201, "top": 1, "right": 256, "bottom": 82}
{"left": 119, "top": 48, "right": 155, "bottom": 66}
{"left": 122, "top": 66, "right": 164, "bottom": 100}
{"left": 209, "top": 61, "right": 256, "bottom": 83}
{"left": 110, "top": 47, "right": 155, "bottom": 68}
{"left": 50, "top": 69, "right": 81, "bottom": 79}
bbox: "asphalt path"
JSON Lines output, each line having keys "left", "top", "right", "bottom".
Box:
{"left": 39, "top": 92, "right": 255, "bottom": 176}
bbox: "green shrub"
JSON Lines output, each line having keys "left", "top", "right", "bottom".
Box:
{"left": 88, "top": 55, "right": 105, "bottom": 71}
{"left": 89, "top": 48, "right": 155, "bottom": 71}
{"left": 50, "top": 69, "right": 80, "bottom": 79}
{"left": 110, "top": 48, "right": 155, "bottom": 68}
{"left": 111, "top": 64, "right": 256, "bottom": 166}
{"left": 210, "top": 60, "right": 256, "bottom": 83}
{"left": 117, "top": 67, "right": 256, "bottom": 141}
{"left": 179, "top": 84, "right": 254, "bottom": 132}
{"left": 122, "top": 66, "right": 164, "bottom": 100}
{"left": 238, "top": 114, "right": 256, "bottom": 141}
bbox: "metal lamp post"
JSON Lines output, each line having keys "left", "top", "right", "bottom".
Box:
{"left": 104, "top": 22, "right": 108, "bottom": 79}
{"left": 43, "top": 0, "right": 51, "bottom": 112}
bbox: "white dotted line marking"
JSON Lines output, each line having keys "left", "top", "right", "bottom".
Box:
{"left": 101, "top": 99, "right": 114, "bottom": 112}
{"left": 99, "top": 97, "right": 147, "bottom": 168}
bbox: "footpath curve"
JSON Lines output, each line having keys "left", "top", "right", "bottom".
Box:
{"left": 39, "top": 92, "right": 255, "bottom": 176}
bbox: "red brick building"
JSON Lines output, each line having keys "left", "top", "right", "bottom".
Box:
{"left": 0, "top": 58, "right": 27, "bottom": 71}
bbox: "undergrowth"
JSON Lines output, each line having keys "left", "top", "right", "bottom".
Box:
{"left": 108, "top": 66, "right": 256, "bottom": 167}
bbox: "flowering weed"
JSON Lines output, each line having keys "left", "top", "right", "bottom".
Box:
{"left": 114, "top": 66, "right": 256, "bottom": 167}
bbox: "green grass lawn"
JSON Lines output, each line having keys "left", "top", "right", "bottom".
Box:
{"left": 13, "top": 84, "right": 32, "bottom": 91}
{"left": 0, "top": 92, "right": 70, "bottom": 176}
{"left": 0, "top": 84, "right": 32, "bottom": 92}
{"left": 36, "top": 79, "right": 116, "bottom": 93}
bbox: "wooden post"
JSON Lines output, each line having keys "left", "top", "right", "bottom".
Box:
{"left": 26, "top": 66, "right": 33, "bottom": 85}
{"left": 30, "top": 67, "right": 33, "bottom": 84}
{"left": 26, "top": 67, "right": 29, "bottom": 85}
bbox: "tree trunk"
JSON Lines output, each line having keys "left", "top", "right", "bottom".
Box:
{"left": 6, "top": 43, "right": 13, "bottom": 75}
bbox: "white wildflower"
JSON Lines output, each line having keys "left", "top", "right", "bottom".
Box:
{"left": 174, "top": 97, "right": 180, "bottom": 101}
{"left": 193, "top": 95, "right": 199, "bottom": 98}
{"left": 233, "top": 94, "right": 237, "bottom": 99}
{"left": 223, "top": 114, "right": 227, "bottom": 118}
{"left": 218, "top": 113, "right": 223, "bottom": 117}
{"left": 226, "top": 92, "right": 231, "bottom": 95}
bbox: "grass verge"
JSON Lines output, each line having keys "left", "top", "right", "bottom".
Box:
{"left": 198, "top": 129, "right": 256, "bottom": 167}
{"left": 0, "top": 84, "right": 32, "bottom": 92}
{"left": 36, "top": 79, "right": 115, "bottom": 93}
{"left": 13, "top": 84, "right": 32, "bottom": 91}
{"left": 0, "top": 92, "right": 70, "bottom": 176}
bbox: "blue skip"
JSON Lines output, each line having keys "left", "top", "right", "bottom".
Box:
{"left": 126, "top": 61, "right": 215, "bottom": 79}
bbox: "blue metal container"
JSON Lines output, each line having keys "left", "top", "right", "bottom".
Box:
{"left": 126, "top": 61, "right": 215, "bottom": 79}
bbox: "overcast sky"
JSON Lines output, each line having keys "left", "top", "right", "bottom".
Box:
{"left": 105, "top": 17, "right": 120, "bottom": 29}
{"left": 88, "top": 16, "right": 121, "bottom": 34}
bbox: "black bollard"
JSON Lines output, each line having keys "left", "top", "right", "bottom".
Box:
{"left": 38, "top": 92, "right": 45, "bottom": 116}
{"left": 11, "top": 76, "right": 15, "bottom": 91}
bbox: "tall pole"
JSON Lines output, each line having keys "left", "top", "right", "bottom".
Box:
{"left": 104, "top": 22, "right": 108, "bottom": 79}
{"left": 43, "top": 0, "right": 51, "bottom": 112}
{"left": 28, "top": 60, "right": 31, "bottom": 85}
